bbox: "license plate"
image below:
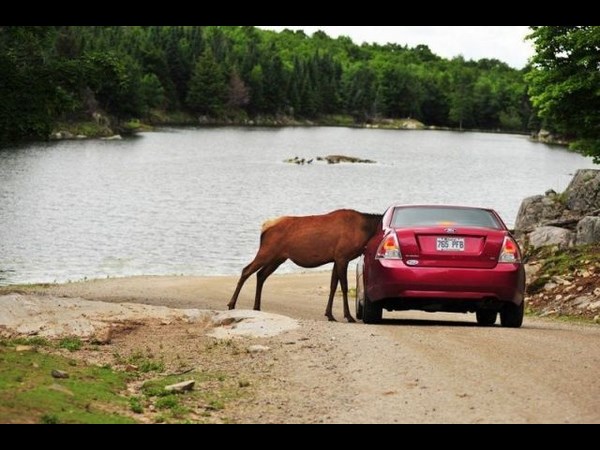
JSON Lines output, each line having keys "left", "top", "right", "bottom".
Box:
{"left": 436, "top": 237, "right": 465, "bottom": 251}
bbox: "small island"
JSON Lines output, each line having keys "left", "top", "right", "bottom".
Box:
{"left": 284, "top": 155, "right": 376, "bottom": 165}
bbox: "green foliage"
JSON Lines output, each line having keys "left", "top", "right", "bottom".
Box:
{"left": 140, "top": 73, "right": 166, "bottom": 110}
{"left": 0, "top": 26, "right": 537, "bottom": 143}
{"left": 0, "top": 27, "right": 59, "bottom": 141}
{"left": 58, "top": 336, "right": 82, "bottom": 352}
{"left": 127, "top": 350, "right": 165, "bottom": 373}
{"left": 0, "top": 344, "right": 135, "bottom": 423}
{"left": 527, "top": 26, "right": 600, "bottom": 163}
{"left": 186, "top": 50, "right": 227, "bottom": 116}
{"left": 40, "top": 413, "right": 60, "bottom": 424}
{"left": 155, "top": 394, "right": 179, "bottom": 410}
{"left": 129, "top": 396, "right": 144, "bottom": 414}
{"left": 10, "top": 336, "right": 50, "bottom": 347}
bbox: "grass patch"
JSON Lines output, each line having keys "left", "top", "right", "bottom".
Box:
{"left": 53, "top": 121, "right": 113, "bottom": 138}
{"left": 139, "top": 370, "right": 245, "bottom": 423}
{"left": 8, "top": 336, "right": 50, "bottom": 347}
{"left": 126, "top": 351, "right": 165, "bottom": 373}
{"left": 525, "top": 307, "right": 595, "bottom": 325}
{"left": 129, "top": 396, "right": 144, "bottom": 414}
{"left": 121, "top": 119, "right": 153, "bottom": 134}
{"left": 58, "top": 336, "right": 82, "bottom": 352}
{"left": 40, "top": 413, "right": 60, "bottom": 424}
{"left": 527, "top": 244, "right": 600, "bottom": 281}
{"left": 0, "top": 343, "right": 136, "bottom": 424}
{"left": 155, "top": 394, "right": 179, "bottom": 410}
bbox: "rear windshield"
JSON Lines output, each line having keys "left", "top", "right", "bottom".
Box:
{"left": 391, "top": 207, "right": 502, "bottom": 229}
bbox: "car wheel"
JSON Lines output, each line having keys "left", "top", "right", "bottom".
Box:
{"left": 362, "top": 294, "right": 382, "bottom": 324}
{"left": 355, "top": 265, "right": 363, "bottom": 320}
{"left": 500, "top": 301, "right": 524, "bottom": 328}
{"left": 476, "top": 310, "right": 497, "bottom": 326}
{"left": 356, "top": 295, "right": 363, "bottom": 320}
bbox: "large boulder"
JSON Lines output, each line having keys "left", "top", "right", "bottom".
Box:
{"left": 528, "top": 226, "right": 574, "bottom": 249}
{"left": 576, "top": 216, "right": 600, "bottom": 245}
{"left": 515, "top": 169, "right": 600, "bottom": 247}
{"left": 514, "top": 194, "right": 563, "bottom": 233}
{"left": 564, "top": 169, "right": 600, "bottom": 213}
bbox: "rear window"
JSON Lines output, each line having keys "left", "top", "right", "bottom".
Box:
{"left": 391, "top": 207, "right": 502, "bottom": 229}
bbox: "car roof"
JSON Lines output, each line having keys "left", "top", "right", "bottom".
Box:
{"left": 389, "top": 204, "right": 494, "bottom": 212}
{"left": 382, "top": 204, "right": 505, "bottom": 229}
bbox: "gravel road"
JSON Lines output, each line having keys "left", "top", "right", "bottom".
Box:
{"left": 8, "top": 272, "right": 600, "bottom": 423}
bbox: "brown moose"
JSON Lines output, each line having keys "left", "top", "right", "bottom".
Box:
{"left": 228, "top": 209, "right": 382, "bottom": 322}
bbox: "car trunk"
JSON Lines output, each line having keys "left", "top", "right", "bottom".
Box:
{"left": 396, "top": 227, "right": 506, "bottom": 269}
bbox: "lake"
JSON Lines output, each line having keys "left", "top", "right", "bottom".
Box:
{"left": 0, "top": 127, "right": 596, "bottom": 285}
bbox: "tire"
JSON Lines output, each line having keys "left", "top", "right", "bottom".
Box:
{"left": 355, "top": 295, "right": 363, "bottom": 320}
{"left": 500, "top": 301, "right": 524, "bottom": 328}
{"left": 355, "top": 264, "right": 364, "bottom": 320}
{"left": 476, "top": 310, "right": 497, "bottom": 326}
{"left": 362, "top": 294, "right": 382, "bottom": 324}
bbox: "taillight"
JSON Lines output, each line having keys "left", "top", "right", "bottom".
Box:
{"left": 499, "top": 236, "right": 521, "bottom": 263}
{"left": 376, "top": 232, "right": 401, "bottom": 259}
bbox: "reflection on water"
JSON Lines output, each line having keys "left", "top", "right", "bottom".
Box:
{"left": 0, "top": 127, "right": 595, "bottom": 284}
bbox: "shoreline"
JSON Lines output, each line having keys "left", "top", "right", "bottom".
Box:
{"left": 38, "top": 116, "right": 535, "bottom": 144}
{"left": 0, "top": 272, "right": 340, "bottom": 322}
{"left": 0, "top": 268, "right": 335, "bottom": 290}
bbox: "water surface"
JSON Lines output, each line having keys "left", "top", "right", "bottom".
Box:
{"left": 0, "top": 127, "right": 595, "bottom": 284}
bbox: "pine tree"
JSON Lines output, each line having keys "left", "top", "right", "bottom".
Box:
{"left": 186, "top": 50, "right": 227, "bottom": 116}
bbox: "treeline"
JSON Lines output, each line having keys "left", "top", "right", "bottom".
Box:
{"left": 0, "top": 26, "right": 534, "bottom": 142}
{"left": 526, "top": 26, "right": 600, "bottom": 163}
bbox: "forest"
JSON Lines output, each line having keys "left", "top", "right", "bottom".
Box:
{"left": 0, "top": 26, "right": 597, "bottom": 161}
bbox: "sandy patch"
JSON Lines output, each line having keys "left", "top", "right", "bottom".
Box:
{"left": 209, "top": 309, "right": 299, "bottom": 339}
{"left": 0, "top": 294, "right": 297, "bottom": 340}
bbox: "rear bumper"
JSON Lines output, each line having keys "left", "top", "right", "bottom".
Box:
{"left": 366, "top": 259, "right": 525, "bottom": 306}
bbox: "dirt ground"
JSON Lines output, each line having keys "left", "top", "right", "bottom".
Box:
{"left": 1, "top": 272, "right": 599, "bottom": 423}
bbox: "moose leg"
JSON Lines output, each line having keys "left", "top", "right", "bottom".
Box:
{"left": 228, "top": 259, "right": 264, "bottom": 310}
{"left": 336, "top": 260, "right": 355, "bottom": 323}
{"left": 324, "top": 263, "right": 339, "bottom": 321}
{"left": 254, "top": 260, "right": 284, "bottom": 311}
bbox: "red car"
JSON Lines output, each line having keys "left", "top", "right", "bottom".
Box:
{"left": 356, "top": 205, "right": 526, "bottom": 327}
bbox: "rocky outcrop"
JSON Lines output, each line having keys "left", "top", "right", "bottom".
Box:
{"left": 323, "top": 155, "right": 375, "bottom": 164}
{"left": 284, "top": 155, "right": 376, "bottom": 165}
{"left": 576, "top": 216, "right": 600, "bottom": 245}
{"left": 516, "top": 169, "right": 600, "bottom": 248}
{"left": 529, "top": 226, "right": 574, "bottom": 249}
{"left": 514, "top": 194, "right": 563, "bottom": 233}
{"left": 564, "top": 169, "right": 600, "bottom": 213}
{"left": 531, "top": 129, "right": 569, "bottom": 146}
{"left": 365, "top": 118, "right": 426, "bottom": 130}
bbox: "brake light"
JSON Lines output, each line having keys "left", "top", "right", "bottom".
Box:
{"left": 376, "top": 232, "right": 401, "bottom": 259}
{"left": 499, "top": 236, "right": 521, "bottom": 263}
